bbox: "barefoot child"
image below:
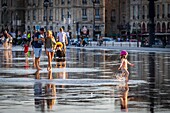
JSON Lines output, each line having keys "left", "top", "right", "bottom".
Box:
{"left": 118, "top": 50, "right": 134, "bottom": 82}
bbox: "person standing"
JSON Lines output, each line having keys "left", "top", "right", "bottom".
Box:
{"left": 56, "top": 28, "right": 68, "bottom": 53}
{"left": 30, "top": 30, "right": 37, "bottom": 68}
{"left": 66, "top": 30, "right": 70, "bottom": 46}
{"left": 45, "top": 30, "right": 56, "bottom": 71}
{"left": 33, "top": 28, "right": 45, "bottom": 70}
{"left": 2, "top": 30, "right": 13, "bottom": 49}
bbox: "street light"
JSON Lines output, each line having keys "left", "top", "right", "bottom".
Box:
{"left": 2, "top": 2, "right": 7, "bottom": 28}
{"left": 126, "top": 23, "right": 131, "bottom": 40}
{"left": 135, "top": 23, "right": 141, "bottom": 47}
{"left": 43, "top": 0, "right": 49, "bottom": 31}
{"left": 76, "top": 22, "right": 80, "bottom": 41}
{"left": 2, "top": 3, "right": 7, "bottom": 12}
{"left": 15, "top": 13, "right": 18, "bottom": 39}
{"left": 148, "top": 0, "right": 156, "bottom": 47}
{"left": 91, "top": 0, "right": 96, "bottom": 41}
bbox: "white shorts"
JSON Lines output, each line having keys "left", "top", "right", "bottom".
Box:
{"left": 46, "top": 48, "right": 55, "bottom": 52}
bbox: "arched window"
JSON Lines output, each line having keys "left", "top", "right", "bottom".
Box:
{"left": 157, "top": 22, "right": 161, "bottom": 32}
{"left": 167, "top": 22, "right": 170, "bottom": 32}
{"left": 142, "top": 23, "right": 146, "bottom": 33}
{"left": 147, "top": 23, "right": 149, "bottom": 32}
{"left": 162, "top": 22, "right": 166, "bottom": 32}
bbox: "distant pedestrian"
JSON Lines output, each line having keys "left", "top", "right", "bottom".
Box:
{"left": 33, "top": 28, "right": 45, "bottom": 70}
{"left": 45, "top": 30, "right": 56, "bottom": 71}
{"left": 118, "top": 50, "right": 134, "bottom": 82}
{"left": 66, "top": 30, "right": 70, "bottom": 45}
{"left": 56, "top": 28, "right": 68, "bottom": 53}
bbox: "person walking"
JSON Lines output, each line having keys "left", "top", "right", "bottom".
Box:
{"left": 56, "top": 28, "right": 68, "bottom": 53}
{"left": 33, "top": 28, "right": 45, "bottom": 70}
{"left": 45, "top": 30, "right": 56, "bottom": 71}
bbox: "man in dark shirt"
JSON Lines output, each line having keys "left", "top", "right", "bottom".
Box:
{"left": 33, "top": 28, "right": 45, "bottom": 70}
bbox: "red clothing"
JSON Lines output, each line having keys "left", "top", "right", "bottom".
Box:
{"left": 24, "top": 44, "right": 29, "bottom": 53}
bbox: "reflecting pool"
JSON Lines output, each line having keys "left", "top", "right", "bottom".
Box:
{"left": 0, "top": 47, "right": 170, "bottom": 113}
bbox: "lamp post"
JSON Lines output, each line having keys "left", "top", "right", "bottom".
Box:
{"left": 91, "top": 0, "right": 96, "bottom": 41}
{"left": 43, "top": 0, "right": 49, "bottom": 31}
{"left": 15, "top": 13, "right": 18, "bottom": 39}
{"left": 135, "top": 23, "right": 140, "bottom": 47}
{"left": 2, "top": 2, "right": 7, "bottom": 28}
{"left": 148, "top": 0, "right": 156, "bottom": 47}
{"left": 126, "top": 23, "right": 131, "bottom": 41}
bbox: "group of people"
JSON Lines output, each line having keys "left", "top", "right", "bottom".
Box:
{"left": 29, "top": 27, "right": 68, "bottom": 71}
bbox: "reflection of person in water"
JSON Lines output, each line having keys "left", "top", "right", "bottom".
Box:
{"left": 56, "top": 58, "right": 67, "bottom": 90}
{"left": 45, "top": 70, "right": 56, "bottom": 110}
{"left": 34, "top": 70, "right": 45, "bottom": 112}
{"left": 56, "top": 58, "right": 66, "bottom": 68}
{"left": 56, "top": 58, "right": 67, "bottom": 78}
{"left": 24, "top": 53, "right": 29, "bottom": 69}
{"left": 119, "top": 82, "right": 129, "bottom": 112}
{"left": 3, "top": 49, "right": 12, "bottom": 68}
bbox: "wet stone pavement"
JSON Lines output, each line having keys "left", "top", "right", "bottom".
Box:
{"left": 0, "top": 46, "right": 170, "bottom": 113}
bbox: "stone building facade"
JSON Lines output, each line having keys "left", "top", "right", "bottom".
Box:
{"left": 1, "top": 0, "right": 170, "bottom": 44}
{"left": 105, "top": 0, "right": 130, "bottom": 38}
{"left": 0, "top": 0, "right": 25, "bottom": 32}
{"left": 0, "top": 0, "right": 105, "bottom": 38}
{"left": 105, "top": 0, "right": 170, "bottom": 45}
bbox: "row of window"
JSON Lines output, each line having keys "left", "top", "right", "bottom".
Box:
{"left": 28, "top": 0, "right": 100, "bottom": 6}
{"left": 132, "top": 4, "right": 170, "bottom": 20}
{"left": 0, "top": 0, "right": 101, "bottom": 8}
{"left": 27, "top": 8, "right": 101, "bottom": 21}
{"left": 109, "top": 4, "right": 170, "bottom": 23}
{"left": 140, "top": 22, "right": 170, "bottom": 33}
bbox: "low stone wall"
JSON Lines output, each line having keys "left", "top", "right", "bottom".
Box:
{"left": 89, "top": 41, "right": 141, "bottom": 47}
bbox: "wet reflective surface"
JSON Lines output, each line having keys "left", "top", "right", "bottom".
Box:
{"left": 0, "top": 46, "right": 170, "bottom": 113}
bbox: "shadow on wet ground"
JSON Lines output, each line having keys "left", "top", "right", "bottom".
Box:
{"left": 0, "top": 46, "right": 170, "bottom": 113}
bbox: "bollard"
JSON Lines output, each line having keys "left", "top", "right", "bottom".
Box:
{"left": 112, "top": 42, "right": 114, "bottom": 46}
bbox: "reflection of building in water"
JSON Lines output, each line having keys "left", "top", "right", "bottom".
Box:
{"left": 34, "top": 70, "right": 56, "bottom": 111}
{"left": 130, "top": 52, "right": 170, "bottom": 111}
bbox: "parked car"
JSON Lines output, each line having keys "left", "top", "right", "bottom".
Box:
{"left": 70, "top": 39, "right": 78, "bottom": 45}
{"left": 102, "top": 37, "right": 112, "bottom": 42}
{"left": 154, "top": 39, "right": 163, "bottom": 45}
